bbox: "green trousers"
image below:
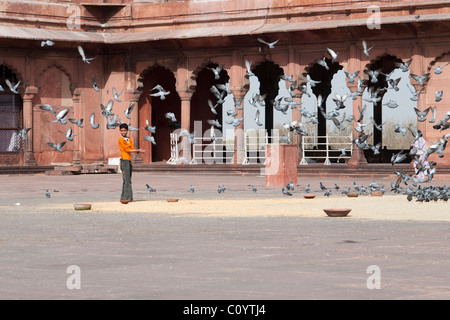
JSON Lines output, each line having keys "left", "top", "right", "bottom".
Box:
{"left": 120, "top": 159, "right": 133, "bottom": 201}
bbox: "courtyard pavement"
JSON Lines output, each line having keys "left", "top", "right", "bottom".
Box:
{"left": 0, "top": 171, "right": 450, "bottom": 302}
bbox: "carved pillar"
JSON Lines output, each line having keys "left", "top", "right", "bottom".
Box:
{"left": 178, "top": 89, "right": 193, "bottom": 161}
{"left": 128, "top": 90, "right": 143, "bottom": 164}
{"left": 72, "top": 88, "right": 82, "bottom": 164}
{"left": 347, "top": 41, "right": 368, "bottom": 167}
{"left": 231, "top": 88, "right": 248, "bottom": 164}
{"left": 23, "top": 86, "right": 38, "bottom": 166}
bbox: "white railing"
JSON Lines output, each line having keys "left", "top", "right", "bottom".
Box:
{"left": 190, "top": 136, "right": 234, "bottom": 164}
{"left": 299, "top": 134, "right": 353, "bottom": 165}
{"left": 166, "top": 133, "right": 179, "bottom": 164}
{"left": 242, "top": 129, "right": 293, "bottom": 165}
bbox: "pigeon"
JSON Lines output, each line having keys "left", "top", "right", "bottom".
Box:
{"left": 144, "top": 135, "right": 156, "bottom": 145}
{"left": 428, "top": 106, "right": 437, "bottom": 123}
{"left": 216, "top": 82, "right": 232, "bottom": 95}
{"left": 45, "top": 189, "right": 51, "bottom": 198}
{"left": 5, "top": 79, "right": 20, "bottom": 94}
{"left": 112, "top": 87, "right": 123, "bottom": 102}
{"left": 364, "top": 68, "right": 382, "bottom": 84}
{"left": 144, "top": 120, "right": 156, "bottom": 133}
{"left": 92, "top": 77, "right": 100, "bottom": 92}
{"left": 408, "top": 84, "right": 423, "bottom": 101}
{"left": 255, "top": 109, "right": 263, "bottom": 126}
{"left": 225, "top": 118, "right": 243, "bottom": 127}
{"left": 344, "top": 70, "right": 360, "bottom": 83}
{"left": 410, "top": 73, "right": 430, "bottom": 86}
{"left": 17, "top": 127, "right": 31, "bottom": 141}
{"left": 101, "top": 100, "right": 114, "bottom": 117}
{"left": 257, "top": 38, "right": 279, "bottom": 49}
{"left": 391, "top": 150, "right": 407, "bottom": 165}
{"left": 208, "top": 99, "right": 218, "bottom": 115}
{"left": 316, "top": 57, "right": 329, "bottom": 70}
{"left": 210, "top": 86, "right": 227, "bottom": 105}
{"left": 324, "top": 190, "right": 332, "bottom": 197}
{"left": 435, "top": 90, "right": 443, "bottom": 102}
{"left": 282, "top": 187, "right": 292, "bottom": 196}
{"left": 47, "top": 141, "right": 66, "bottom": 153}
{"left": 362, "top": 40, "right": 374, "bottom": 57}
{"left": 369, "top": 142, "right": 382, "bottom": 155}
{"left": 64, "top": 127, "right": 78, "bottom": 141}
{"left": 395, "top": 59, "right": 412, "bottom": 72}
{"left": 251, "top": 185, "right": 257, "bottom": 193}
{"left": 77, "top": 46, "right": 95, "bottom": 64}
{"left": 431, "top": 62, "right": 449, "bottom": 75}
{"left": 89, "top": 113, "right": 99, "bottom": 129}
{"left": 319, "top": 182, "right": 327, "bottom": 191}
{"left": 206, "top": 65, "right": 223, "bottom": 80}
{"left": 332, "top": 94, "right": 347, "bottom": 110}
{"left": 305, "top": 184, "right": 311, "bottom": 193}
{"left": 146, "top": 184, "right": 156, "bottom": 193}
{"left": 124, "top": 103, "right": 135, "bottom": 120}
{"left": 207, "top": 119, "right": 222, "bottom": 128}
{"left": 69, "top": 118, "right": 84, "bottom": 128}
{"left": 40, "top": 104, "right": 70, "bottom": 125}
{"left": 289, "top": 180, "right": 295, "bottom": 191}
{"left": 327, "top": 48, "right": 339, "bottom": 63}
{"left": 353, "top": 181, "right": 360, "bottom": 191}
{"left": 150, "top": 84, "right": 170, "bottom": 100}
{"left": 245, "top": 59, "right": 255, "bottom": 76}
{"left": 189, "top": 185, "right": 195, "bottom": 193}
{"left": 41, "top": 40, "right": 54, "bottom": 47}
{"left": 165, "top": 112, "right": 177, "bottom": 123}
{"left": 388, "top": 78, "right": 401, "bottom": 91}
{"left": 233, "top": 96, "right": 244, "bottom": 110}
{"left": 414, "top": 107, "right": 430, "bottom": 122}
{"left": 394, "top": 124, "right": 407, "bottom": 136}
{"left": 106, "top": 114, "right": 119, "bottom": 130}
{"left": 370, "top": 117, "right": 385, "bottom": 131}
{"left": 384, "top": 100, "right": 399, "bottom": 109}
{"left": 179, "top": 129, "right": 196, "bottom": 144}
{"left": 334, "top": 184, "right": 340, "bottom": 191}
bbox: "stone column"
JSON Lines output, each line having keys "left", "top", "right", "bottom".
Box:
{"left": 128, "top": 90, "right": 143, "bottom": 164}
{"left": 23, "top": 86, "right": 38, "bottom": 166}
{"left": 178, "top": 89, "right": 193, "bottom": 161}
{"left": 231, "top": 88, "right": 248, "bottom": 164}
{"left": 72, "top": 88, "right": 82, "bottom": 164}
{"left": 347, "top": 41, "right": 368, "bottom": 167}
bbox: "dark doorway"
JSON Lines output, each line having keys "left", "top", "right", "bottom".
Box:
{"left": 306, "top": 58, "right": 343, "bottom": 138}
{"left": 252, "top": 60, "right": 284, "bottom": 137}
{"left": 363, "top": 54, "right": 403, "bottom": 163}
{"left": 138, "top": 66, "right": 180, "bottom": 163}
{"left": 190, "top": 63, "right": 229, "bottom": 135}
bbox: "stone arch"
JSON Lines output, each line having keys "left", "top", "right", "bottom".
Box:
{"left": 300, "top": 57, "right": 344, "bottom": 138}
{"left": 136, "top": 63, "right": 177, "bottom": 94}
{"left": 137, "top": 64, "right": 180, "bottom": 163}
{"left": 37, "top": 63, "right": 75, "bottom": 95}
{"left": 363, "top": 54, "right": 415, "bottom": 163}
{"left": 190, "top": 61, "right": 230, "bottom": 139}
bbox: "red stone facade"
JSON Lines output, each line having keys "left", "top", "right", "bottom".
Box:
{"left": 0, "top": 0, "right": 449, "bottom": 166}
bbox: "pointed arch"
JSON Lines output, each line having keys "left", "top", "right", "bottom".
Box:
{"left": 37, "top": 63, "right": 75, "bottom": 95}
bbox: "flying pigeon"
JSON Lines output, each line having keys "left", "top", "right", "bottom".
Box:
{"left": 41, "top": 40, "right": 54, "bottom": 47}
{"left": 362, "top": 40, "right": 374, "bottom": 57}
{"left": 89, "top": 113, "right": 99, "bottom": 129}
{"left": 77, "top": 46, "right": 95, "bottom": 64}
{"left": 150, "top": 84, "right": 170, "bottom": 100}
{"left": 47, "top": 141, "right": 66, "bottom": 153}
{"left": 257, "top": 38, "right": 279, "bottom": 49}
{"left": 112, "top": 87, "right": 123, "bottom": 102}
{"left": 124, "top": 103, "right": 135, "bottom": 120}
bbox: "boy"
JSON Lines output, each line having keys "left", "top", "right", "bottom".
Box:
{"left": 118, "top": 123, "right": 144, "bottom": 203}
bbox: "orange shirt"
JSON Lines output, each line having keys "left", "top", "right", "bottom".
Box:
{"left": 118, "top": 136, "right": 134, "bottom": 161}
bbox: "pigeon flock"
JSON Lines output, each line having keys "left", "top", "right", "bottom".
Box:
{"left": 16, "top": 38, "right": 450, "bottom": 203}
{"left": 18, "top": 44, "right": 168, "bottom": 152}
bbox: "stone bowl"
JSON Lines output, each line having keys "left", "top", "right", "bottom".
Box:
{"left": 347, "top": 193, "right": 359, "bottom": 197}
{"left": 167, "top": 199, "right": 179, "bottom": 203}
{"left": 303, "top": 194, "right": 316, "bottom": 199}
{"left": 74, "top": 203, "right": 92, "bottom": 210}
{"left": 120, "top": 200, "right": 130, "bottom": 204}
{"left": 323, "top": 208, "right": 351, "bottom": 217}
{"left": 371, "top": 191, "right": 383, "bottom": 197}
